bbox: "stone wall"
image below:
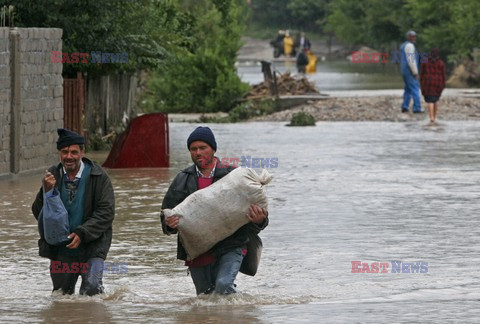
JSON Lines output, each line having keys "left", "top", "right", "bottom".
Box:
{"left": 0, "top": 27, "right": 63, "bottom": 178}
{"left": 0, "top": 28, "right": 11, "bottom": 176}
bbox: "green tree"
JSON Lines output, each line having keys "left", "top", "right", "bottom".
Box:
{"left": 449, "top": 0, "right": 480, "bottom": 60}
{"left": 407, "top": 0, "right": 480, "bottom": 61}
{"left": 326, "top": 0, "right": 409, "bottom": 50}
{"left": 248, "top": 0, "right": 329, "bottom": 34}
{"left": 249, "top": 0, "right": 292, "bottom": 29}
{"left": 287, "top": 0, "right": 329, "bottom": 32}
{"left": 326, "top": 0, "right": 479, "bottom": 61}
{"left": 142, "top": 0, "right": 249, "bottom": 113}
{"left": 10, "top": 0, "right": 187, "bottom": 77}
{"left": 325, "top": 0, "right": 366, "bottom": 45}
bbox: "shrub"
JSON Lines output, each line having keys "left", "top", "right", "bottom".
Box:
{"left": 200, "top": 98, "right": 275, "bottom": 122}
{"left": 140, "top": 0, "right": 249, "bottom": 113}
{"left": 289, "top": 111, "right": 316, "bottom": 126}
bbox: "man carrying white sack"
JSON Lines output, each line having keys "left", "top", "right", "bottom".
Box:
{"left": 161, "top": 126, "right": 269, "bottom": 295}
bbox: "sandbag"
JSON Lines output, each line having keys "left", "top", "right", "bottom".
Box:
{"left": 162, "top": 167, "right": 272, "bottom": 260}
{"left": 38, "top": 185, "right": 70, "bottom": 246}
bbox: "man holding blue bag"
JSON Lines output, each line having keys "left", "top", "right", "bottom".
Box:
{"left": 32, "top": 129, "right": 115, "bottom": 295}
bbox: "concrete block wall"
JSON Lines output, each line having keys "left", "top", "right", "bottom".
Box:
{"left": 0, "top": 27, "right": 63, "bottom": 177}
{"left": 0, "top": 28, "right": 11, "bottom": 175}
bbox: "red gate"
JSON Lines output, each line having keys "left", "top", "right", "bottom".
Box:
{"left": 102, "top": 113, "right": 170, "bottom": 168}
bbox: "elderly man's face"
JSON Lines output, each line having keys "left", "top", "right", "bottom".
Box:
{"left": 409, "top": 35, "right": 417, "bottom": 43}
{"left": 189, "top": 140, "right": 215, "bottom": 169}
{"left": 59, "top": 144, "right": 84, "bottom": 174}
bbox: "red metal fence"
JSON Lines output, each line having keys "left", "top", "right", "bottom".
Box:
{"left": 102, "top": 113, "right": 170, "bottom": 168}
{"left": 63, "top": 72, "right": 86, "bottom": 135}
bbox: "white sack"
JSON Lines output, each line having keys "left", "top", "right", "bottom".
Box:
{"left": 162, "top": 167, "right": 272, "bottom": 260}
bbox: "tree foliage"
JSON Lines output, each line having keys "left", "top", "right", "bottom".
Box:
{"left": 9, "top": 0, "right": 248, "bottom": 113}
{"left": 249, "top": 0, "right": 328, "bottom": 33}
{"left": 327, "top": 0, "right": 480, "bottom": 60}
{"left": 142, "top": 0, "right": 249, "bottom": 113}
{"left": 287, "top": 0, "right": 329, "bottom": 32}
{"left": 10, "top": 0, "right": 189, "bottom": 77}
{"left": 326, "top": 0, "right": 409, "bottom": 50}
{"left": 249, "top": 0, "right": 480, "bottom": 61}
{"left": 407, "top": 0, "right": 480, "bottom": 61}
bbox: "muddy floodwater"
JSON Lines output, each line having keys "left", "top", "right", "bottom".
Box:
{"left": 236, "top": 60, "right": 404, "bottom": 90}
{"left": 1, "top": 121, "right": 480, "bottom": 323}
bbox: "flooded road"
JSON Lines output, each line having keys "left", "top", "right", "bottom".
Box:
{"left": 236, "top": 60, "right": 404, "bottom": 90}
{"left": 1, "top": 121, "right": 480, "bottom": 322}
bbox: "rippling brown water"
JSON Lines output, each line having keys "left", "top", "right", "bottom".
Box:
{"left": 1, "top": 121, "right": 480, "bottom": 322}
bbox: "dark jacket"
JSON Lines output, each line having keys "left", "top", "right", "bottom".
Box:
{"left": 296, "top": 51, "right": 309, "bottom": 69}
{"left": 32, "top": 157, "right": 115, "bottom": 260}
{"left": 294, "top": 36, "right": 311, "bottom": 50}
{"left": 160, "top": 160, "right": 268, "bottom": 261}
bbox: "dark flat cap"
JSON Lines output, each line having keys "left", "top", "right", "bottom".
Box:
{"left": 56, "top": 128, "right": 85, "bottom": 150}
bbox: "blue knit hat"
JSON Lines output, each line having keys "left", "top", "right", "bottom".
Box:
{"left": 56, "top": 128, "right": 85, "bottom": 150}
{"left": 187, "top": 126, "right": 217, "bottom": 151}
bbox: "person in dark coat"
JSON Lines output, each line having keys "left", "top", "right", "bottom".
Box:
{"left": 296, "top": 48, "right": 309, "bottom": 73}
{"left": 160, "top": 126, "right": 268, "bottom": 296}
{"left": 271, "top": 30, "right": 285, "bottom": 58}
{"left": 32, "top": 129, "right": 115, "bottom": 295}
{"left": 420, "top": 48, "right": 446, "bottom": 123}
{"left": 295, "top": 32, "right": 311, "bottom": 51}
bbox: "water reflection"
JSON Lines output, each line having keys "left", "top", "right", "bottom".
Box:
{"left": 236, "top": 60, "right": 404, "bottom": 90}
{"left": 173, "top": 303, "right": 263, "bottom": 324}
{"left": 40, "top": 300, "right": 112, "bottom": 323}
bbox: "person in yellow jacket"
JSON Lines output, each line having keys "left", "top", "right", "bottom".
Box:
{"left": 306, "top": 50, "right": 317, "bottom": 73}
{"left": 283, "top": 30, "right": 294, "bottom": 57}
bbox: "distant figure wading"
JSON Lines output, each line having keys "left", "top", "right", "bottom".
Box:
{"left": 420, "top": 48, "right": 446, "bottom": 123}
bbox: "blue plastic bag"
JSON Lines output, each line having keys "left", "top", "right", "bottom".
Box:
{"left": 38, "top": 184, "right": 70, "bottom": 246}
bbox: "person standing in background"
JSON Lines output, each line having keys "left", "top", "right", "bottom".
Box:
{"left": 400, "top": 30, "right": 422, "bottom": 113}
{"left": 295, "top": 32, "right": 311, "bottom": 51}
{"left": 296, "top": 48, "right": 309, "bottom": 73}
{"left": 306, "top": 50, "right": 317, "bottom": 73}
{"left": 283, "top": 30, "right": 294, "bottom": 57}
{"left": 420, "top": 48, "right": 446, "bottom": 123}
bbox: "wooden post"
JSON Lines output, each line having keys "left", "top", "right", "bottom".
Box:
{"left": 261, "top": 60, "right": 278, "bottom": 97}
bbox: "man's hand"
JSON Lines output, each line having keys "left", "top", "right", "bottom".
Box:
{"left": 44, "top": 171, "right": 56, "bottom": 192}
{"left": 165, "top": 215, "right": 180, "bottom": 229}
{"left": 66, "top": 233, "right": 81, "bottom": 249}
{"left": 247, "top": 204, "right": 268, "bottom": 225}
